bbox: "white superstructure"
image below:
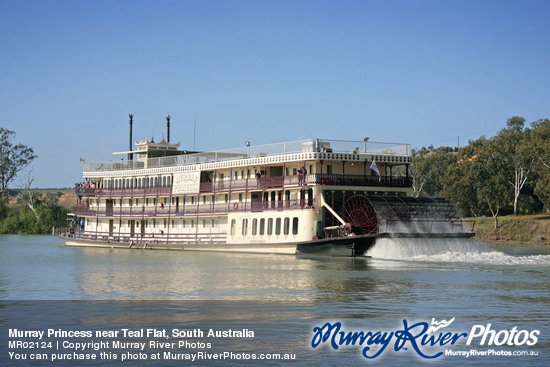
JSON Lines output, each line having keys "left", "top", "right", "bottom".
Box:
{"left": 67, "top": 136, "right": 415, "bottom": 255}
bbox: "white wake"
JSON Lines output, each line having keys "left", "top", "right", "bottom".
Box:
{"left": 366, "top": 238, "right": 550, "bottom": 266}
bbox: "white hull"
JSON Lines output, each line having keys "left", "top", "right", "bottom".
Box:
{"left": 64, "top": 237, "right": 298, "bottom": 254}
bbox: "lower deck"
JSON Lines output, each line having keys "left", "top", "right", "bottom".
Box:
{"left": 62, "top": 232, "right": 378, "bottom": 257}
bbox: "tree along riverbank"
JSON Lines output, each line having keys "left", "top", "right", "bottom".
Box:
{"left": 0, "top": 189, "right": 72, "bottom": 234}
{"left": 469, "top": 215, "right": 550, "bottom": 244}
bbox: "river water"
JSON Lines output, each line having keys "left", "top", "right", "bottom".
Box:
{"left": 1, "top": 235, "right": 549, "bottom": 366}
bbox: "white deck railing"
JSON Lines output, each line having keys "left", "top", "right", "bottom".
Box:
{"left": 83, "top": 139, "right": 411, "bottom": 172}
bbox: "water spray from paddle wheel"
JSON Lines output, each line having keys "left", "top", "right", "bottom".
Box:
{"left": 340, "top": 195, "right": 379, "bottom": 235}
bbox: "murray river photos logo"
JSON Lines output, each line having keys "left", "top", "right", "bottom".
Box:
{"left": 311, "top": 318, "right": 540, "bottom": 360}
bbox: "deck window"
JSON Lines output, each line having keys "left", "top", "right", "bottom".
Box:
{"left": 275, "top": 218, "right": 281, "bottom": 235}
{"left": 252, "top": 219, "right": 258, "bottom": 235}
{"left": 292, "top": 217, "right": 299, "bottom": 235}
{"left": 231, "top": 219, "right": 236, "bottom": 236}
{"left": 242, "top": 219, "right": 248, "bottom": 235}
{"left": 267, "top": 218, "right": 273, "bottom": 235}
{"left": 284, "top": 217, "right": 290, "bottom": 235}
{"left": 259, "top": 219, "right": 265, "bottom": 235}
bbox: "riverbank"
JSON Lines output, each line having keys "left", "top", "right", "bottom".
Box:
{"left": 469, "top": 214, "right": 550, "bottom": 244}
{"left": 6, "top": 188, "right": 75, "bottom": 209}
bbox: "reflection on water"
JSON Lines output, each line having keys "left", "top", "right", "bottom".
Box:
{"left": 0, "top": 236, "right": 549, "bottom": 304}
{"left": 76, "top": 248, "right": 324, "bottom": 300}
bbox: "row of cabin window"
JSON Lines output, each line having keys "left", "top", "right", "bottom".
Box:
{"left": 91, "top": 189, "right": 311, "bottom": 207}
{"left": 89, "top": 219, "right": 219, "bottom": 229}
{"left": 102, "top": 165, "right": 319, "bottom": 190}
{"left": 103, "top": 176, "right": 172, "bottom": 189}
{"left": 224, "top": 165, "right": 315, "bottom": 180}
{"left": 231, "top": 217, "right": 299, "bottom": 237}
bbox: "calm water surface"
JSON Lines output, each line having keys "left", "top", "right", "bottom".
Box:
{"left": 1, "top": 235, "right": 549, "bottom": 366}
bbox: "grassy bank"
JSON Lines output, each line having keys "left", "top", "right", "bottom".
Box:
{"left": 468, "top": 215, "right": 550, "bottom": 244}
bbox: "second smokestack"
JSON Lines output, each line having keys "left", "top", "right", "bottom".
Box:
{"left": 166, "top": 115, "right": 171, "bottom": 143}
{"left": 128, "top": 113, "right": 133, "bottom": 161}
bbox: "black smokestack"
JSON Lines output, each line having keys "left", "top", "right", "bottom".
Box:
{"left": 128, "top": 114, "right": 133, "bottom": 161}
{"left": 166, "top": 115, "right": 171, "bottom": 143}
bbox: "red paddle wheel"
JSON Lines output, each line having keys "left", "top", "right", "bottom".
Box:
{"left": 340, "top": 195, "right": 379, "bottom": 235}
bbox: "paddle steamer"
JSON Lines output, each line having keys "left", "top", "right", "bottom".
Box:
{"left": 64, "top": 116, "right": 472, "bottom": 256}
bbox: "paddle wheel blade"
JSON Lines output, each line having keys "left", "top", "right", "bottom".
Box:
{"left": 340, "top": 195, "right": 379, "bottom": 235}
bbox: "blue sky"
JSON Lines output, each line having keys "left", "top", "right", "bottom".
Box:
{"left": 1, "top": 0, "right": 549, "bottom": 188}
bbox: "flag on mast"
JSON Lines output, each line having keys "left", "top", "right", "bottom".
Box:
{"left": 370, "top": 160, "right": 380, "bottom": 177}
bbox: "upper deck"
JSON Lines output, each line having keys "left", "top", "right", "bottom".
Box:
{"left": 83, "top": 139, "right": 411, "bottom": 174}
